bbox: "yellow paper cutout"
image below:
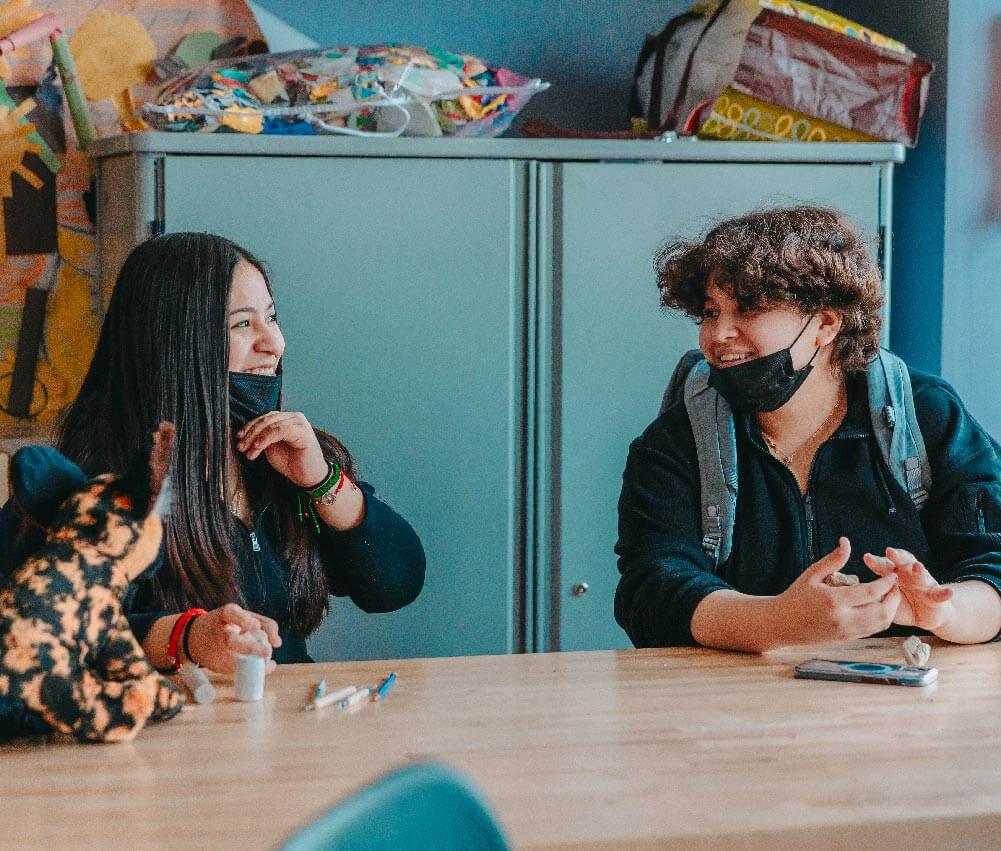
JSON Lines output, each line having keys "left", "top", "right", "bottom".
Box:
{"left": 68, "top": 11, "right": 155, "bottom": 130}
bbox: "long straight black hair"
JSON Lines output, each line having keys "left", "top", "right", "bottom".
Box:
{"left": 58, "top": 232, "right": 353, "bottom": 637}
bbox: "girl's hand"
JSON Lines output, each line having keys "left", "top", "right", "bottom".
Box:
{"left": 769, "top": 537, "right": 901, "bottom": 644}
{"left": 187, "top": 603, "right": 282, "bottom": 675}
{"left": 862, "top": 547, "right": 955, "bottom": 632}
{"left": 236, "top": 411, "right": 328, "bottom": 488}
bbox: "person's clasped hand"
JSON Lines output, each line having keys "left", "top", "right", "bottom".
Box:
{"left": 236, "top": 411, "right": 327, "bottom": 488}
{"left": 862, "top": 546, "right": 955, "bottom": 633}
{"left": 186, "top": 603, "right": 282, "bottom": 675}
{"left": 768, "top": 537, "right": 901, "bottom": 644}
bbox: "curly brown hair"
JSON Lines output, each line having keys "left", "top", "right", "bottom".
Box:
{"left": 654, "top": 206, "right": 884, "bottom": 374}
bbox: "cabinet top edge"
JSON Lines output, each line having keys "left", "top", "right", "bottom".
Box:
{"left": 87, "top": 132, "right": 905, "bottom": 164}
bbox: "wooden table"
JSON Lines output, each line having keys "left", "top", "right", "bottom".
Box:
{"left": 4, "top": 638, "right": 1001, "bottom": 850}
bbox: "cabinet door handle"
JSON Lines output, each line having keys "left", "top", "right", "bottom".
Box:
{"left": 570, "top": 582, "right": 589, "bottom": 597}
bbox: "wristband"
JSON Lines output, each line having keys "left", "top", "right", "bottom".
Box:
{"left": 181, "top": 612, "right": 202, "bottom": 665}
{"left": 306, "top": 460, "right": 343, "bottom": 506}
{"left": 164, "top": 608, "right": 207, "bottom": 673}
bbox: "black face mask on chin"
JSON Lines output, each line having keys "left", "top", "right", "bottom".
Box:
{"left": 229, "top": 371, "right": 282, "bottom": 432}
{"left": 707, "top": 317, "right": 820, "bottom": 414}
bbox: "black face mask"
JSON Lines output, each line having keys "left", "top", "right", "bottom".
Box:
{"left": 229, "top": 371, "right": 282, "bottom": 431}
{"left": 707, "top": 318, "right": 819, "bottom": 413}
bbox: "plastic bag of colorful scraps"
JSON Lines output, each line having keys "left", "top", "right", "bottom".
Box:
{"left": 142, "top": 43, "right": 549, "bottom": 137}
{"left": 694, "top": 0, "right": 932, "bottom": 147}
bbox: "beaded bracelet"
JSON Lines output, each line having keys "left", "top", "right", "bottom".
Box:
{"left": 307, "top": 461, "right": 343, "bottom": 506}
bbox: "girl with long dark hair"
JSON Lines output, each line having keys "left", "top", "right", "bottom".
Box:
{"left": 18, "top": 231, "right": 424, "bottom": 673}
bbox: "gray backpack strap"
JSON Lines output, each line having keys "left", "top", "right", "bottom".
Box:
{"left": 683, "top": 360, "right": 738, "bottom": 567}
{"left": 661, "top": 348, "right": 708, "bottom": 415}
{"left": 867, "top": 349, "right": 931, "bottom": 509}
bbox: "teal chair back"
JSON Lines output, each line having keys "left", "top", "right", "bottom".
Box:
{"left": 280, "top": 761, "right": 510, "bottom": 851}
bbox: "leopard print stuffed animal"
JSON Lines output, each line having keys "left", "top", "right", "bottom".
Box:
{"left": 0, "top": 423, "right": 183, "bottom": 743}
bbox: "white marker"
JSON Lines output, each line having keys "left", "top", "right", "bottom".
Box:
{"left": 339, "top": 687, "right": 372, "bottom": 709}
{"left": 305, "top": 685, "right": 358, "bottom": 711}
{"left": 179, "top": 662, "right": 215, "bottom": 705}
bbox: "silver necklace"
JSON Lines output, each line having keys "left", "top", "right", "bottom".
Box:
{"left": 761, "top": 392, "right": 846, "bottom": 466}
{"left": 231, "top": 481, "right": 246, "bottom": 518}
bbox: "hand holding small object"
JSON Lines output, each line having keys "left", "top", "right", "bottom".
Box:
{"left": 768, "top": 538, "right": 900, "bottom": 644}
{"left": 186, "top": 603, "right": 281, "bottom": 676}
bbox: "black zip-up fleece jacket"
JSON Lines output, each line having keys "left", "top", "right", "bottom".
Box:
{"left": 615, "top": 367, "right": 1001, "bottom": 648}
{"left": 0, "top": 456, "right": 425, "bottom": 664}
{"left": 126, "top": 476, "right": 425, "bottom": 664}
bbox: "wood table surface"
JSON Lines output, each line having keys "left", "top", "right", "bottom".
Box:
{"left": 3, "top": 637, "right": 1001, "bottom": 850}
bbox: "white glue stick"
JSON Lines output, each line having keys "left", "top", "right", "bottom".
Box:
{"left": 179, "top": 662, "right": 216, "bottom": 705}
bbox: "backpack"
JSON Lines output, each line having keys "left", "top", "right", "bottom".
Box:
{"left": 659, "top": 348, "right": 932, "bottom": 568}
{"left": 629, "top": 0, "right": 761, "bottom": 133}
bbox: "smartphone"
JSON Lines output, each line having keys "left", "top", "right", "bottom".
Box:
{"left": 794, "top": 658, "right": 938, "bottom": 687}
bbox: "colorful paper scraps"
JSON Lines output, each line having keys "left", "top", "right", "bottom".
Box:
{"left": 145, "top": 43, "right": 548, "bottom": 138}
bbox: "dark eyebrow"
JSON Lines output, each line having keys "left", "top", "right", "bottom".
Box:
{"left": 228, "top": 301, "right": 275, "bottom": 317}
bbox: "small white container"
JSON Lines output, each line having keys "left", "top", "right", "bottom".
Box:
{"left": 234, "top": 654, "right": 265, "bottom": 701}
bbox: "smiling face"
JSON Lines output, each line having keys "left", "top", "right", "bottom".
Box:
{"left": 698, "top": 281, "right": 820, "bottom": 371}
{"left": 227, "top": 260, "right": 284, "bottom": 375}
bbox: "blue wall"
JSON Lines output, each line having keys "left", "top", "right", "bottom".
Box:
{"left": 822, "top": 1, "right": 948, "bottom": 377}
{"left": 252, "top": 0, "right": 693, "bottom": 131}
{"left": 254, "top": 0, "right": 962, "bottom": 416}
{"left": 939, "top": 0, "right": 1001, "bottom": 433}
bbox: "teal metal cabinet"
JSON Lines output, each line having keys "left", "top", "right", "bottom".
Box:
{"left": 92, "top": 134, "right": 901, "bottom": 658}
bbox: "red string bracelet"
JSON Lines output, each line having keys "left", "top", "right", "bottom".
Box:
{"left": 165, "top": 608, "right": 207, "bottom": 673}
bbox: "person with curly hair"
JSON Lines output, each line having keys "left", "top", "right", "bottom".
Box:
{"left": 615, "top": 206, "right": 1001, "bottom": 651}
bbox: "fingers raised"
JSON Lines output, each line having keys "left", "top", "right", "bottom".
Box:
{"left": 805, "top": 537, "right": 851, "bottom": 582}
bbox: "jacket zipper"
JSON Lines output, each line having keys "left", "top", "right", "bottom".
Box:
{"left": 750, "top": 428, "right": 819, "bottom": 566}
{"left": 245, "top": 504, "right": 271, "bottom": 553}
{"left": 977, "top": 491, "right": 986, "bottom": 533}
{"left": 803, "top": 493, "right": 816, "bottom": 562}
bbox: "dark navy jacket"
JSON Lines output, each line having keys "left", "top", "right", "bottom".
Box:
{"left": 0, "top": 457, "right": 425, "bottom": 663}
{"left": 615, "top": 368, "right": 1001, "bottom": 647}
